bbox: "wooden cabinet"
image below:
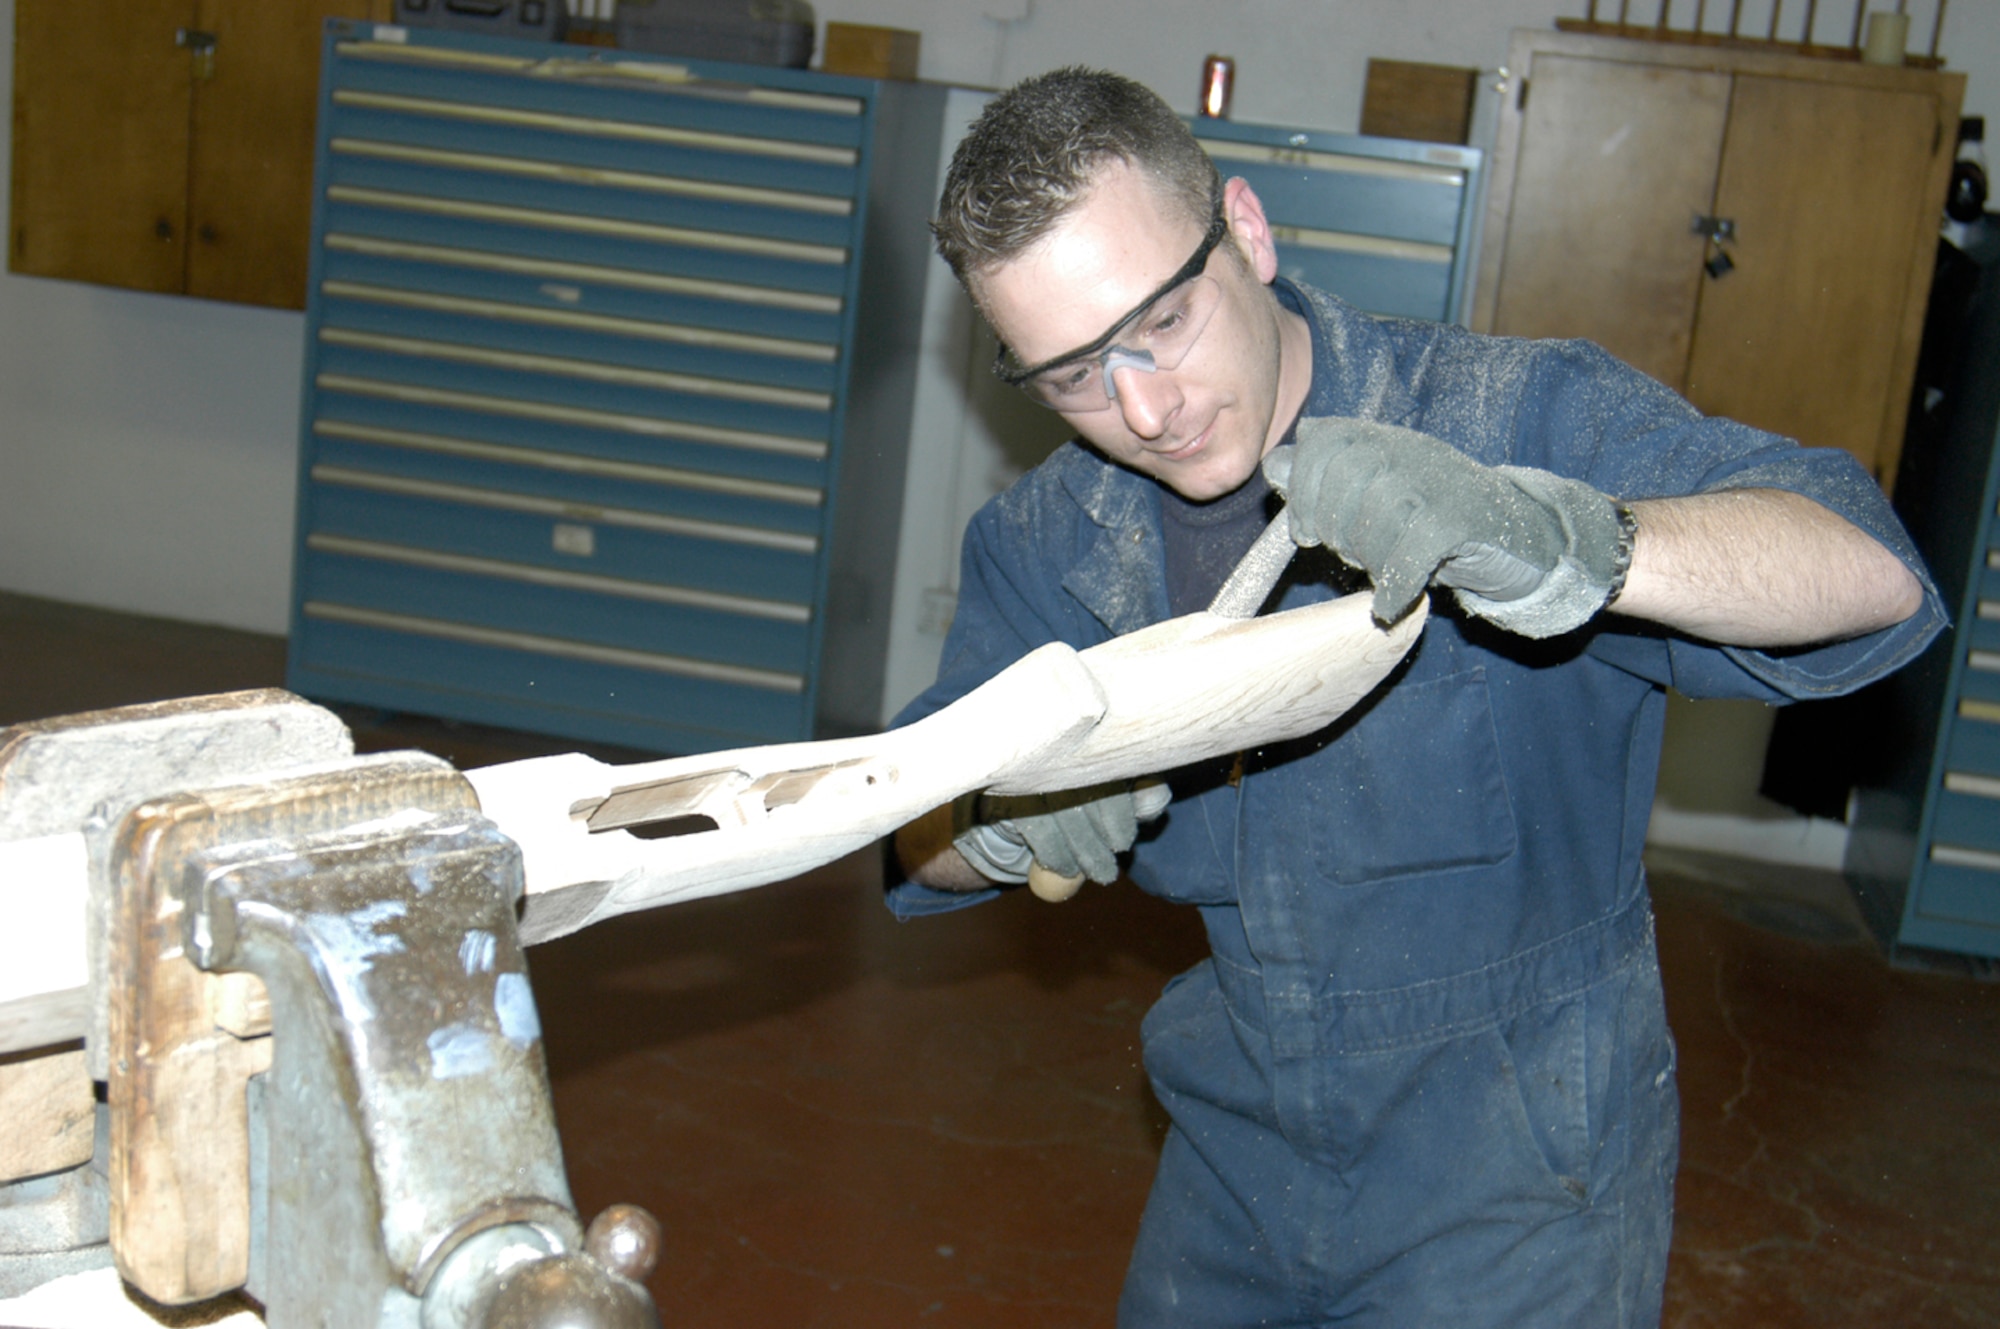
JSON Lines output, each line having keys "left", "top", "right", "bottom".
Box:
{"left": 10, "top": 0, "right": 390, "bottom": 310}
{"left": 1472, "top": 30, "right": 1963, "bottom": 488}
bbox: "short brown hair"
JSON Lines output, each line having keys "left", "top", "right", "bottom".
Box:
{"left": 931, "top": 67, "right": 1221, "bottom": 289}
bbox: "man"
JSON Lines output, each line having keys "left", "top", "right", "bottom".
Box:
{"left": 890, "top": 68, "right": 1940, "bottom": 1327}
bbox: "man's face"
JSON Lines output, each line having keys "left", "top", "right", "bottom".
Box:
{"left": 976, "top": 163, "right": 1305, "bottom": 502}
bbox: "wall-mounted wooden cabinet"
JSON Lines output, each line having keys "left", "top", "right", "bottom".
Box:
{"left": 1473, "top": 30, "right": 1964, "bottom": 489}
{"left": 10, "top": 0, "right": 390, "bottom": 310}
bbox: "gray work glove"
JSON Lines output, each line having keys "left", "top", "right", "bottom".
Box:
{"left": 953, "top": 779, "right": 1172, "bottom": 900}
{"left": 1265, "top": 416, "right": 1631, "bottom": 638}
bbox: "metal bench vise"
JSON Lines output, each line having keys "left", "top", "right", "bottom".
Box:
{"left": 0, "top": 692, "right": 659, "bottom": 1327}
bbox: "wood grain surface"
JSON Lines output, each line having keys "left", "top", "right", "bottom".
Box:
{"left": 482, "top": 592, "right": 1426, "bottom": 943}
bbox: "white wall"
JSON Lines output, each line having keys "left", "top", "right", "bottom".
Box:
{"left": 0, "top": 1, "right": 1990, "bottom": 635}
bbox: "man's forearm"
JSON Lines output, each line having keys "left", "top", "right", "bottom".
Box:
{"left": 894, "top": 803, "right": 999, "bottom": 892}
{"left": 1610, "top": 488, "right": 1924, "bottom": 647}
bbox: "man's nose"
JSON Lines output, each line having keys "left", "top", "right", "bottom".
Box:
{"left": 1111, "top": 363, "right": 1180, "bottom": 439}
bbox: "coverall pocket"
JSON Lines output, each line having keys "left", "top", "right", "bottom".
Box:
{"left": 1306, "top": 667, "right": 1516, "bottom": 884}
{"left": 1462, "top": 951, "right": 1665, "bottom": 1214}
{"left": 1483, "top": 994, "right": 1594, "bottom": 1206}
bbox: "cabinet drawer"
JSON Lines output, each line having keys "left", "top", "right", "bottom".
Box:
{"left": 304, "top": 471, "right": 821, "bottom": 604}
{"left": 1963, "top": 615, "right": 2000, "bottom": 663}
{"left": 315, "top": 241, "right": 845, "bottom": 358}
{"left": 310, "top": 353, "right": 832, "bottom": 476}
{"left": 1269, "top": 244, "right": 1453, "bottom": 323}
{"left": 308, "top": 420, "right": 825, "bottom": 539}
{"left": 291, "top": 613, "right": 809, "bottom": 751}
{"left": 1201, "top": 149, "right": 1469, "bottom": 249}
{"left": 1910, "top": 857, "right": 2000, "bottom": 931}
{"left": 1945, "top": 603, "right": 2000, "bottom": 768}
{"left": 1926, "top": 785, "right": 2000, "bottom": 853}
{"left": 299, "top": 540, "right": 813, "bottom": 674}
{"left": 331, "top": 36, "right": 870, "bottom": 159}
{"left": 320, "top": 149, "right": 857, "bottom": 260}
{"left": 1190, "top": 122, "right": 1478, "bottom": 323}
{"left": 312, "top": 371, "right": 829, "bottom": 489}
{"left": 325, "top": 77, "right": 864, "bottom": 210}
{"left": 314, "top": 281, "right": 842, "bottom": 400}
{"left": 1943, "top": 704, "right": 2000, "bottom": 777}
{"left": 1973, "top": 552, "right": 2000, "bottom": 603}
{"left": 311, "top": 326, "right": 834, "bottom": 451}
{"left": 317, "top": 189, "right": 852, "bottom": 305}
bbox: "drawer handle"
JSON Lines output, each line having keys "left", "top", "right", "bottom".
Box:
{"left": 314, "top": 375, "right": 829, "bottom": 462}
{"left": 306, "top": 533, "right": 812, "bottom": 623}
{"left": 310, "top": 464, "right": 821, "bottom": 554}
{"left": 1930, "top": 843, "right": 2000, "bottom": 873}
{"left": 1945, "top": 771, "right": 2000, "bottom": 800}
{"left": 312, "top": 420, "right": 824, "bottom": 507}
{"left": 323, "top": 233, "right": 843, "bottom": 315}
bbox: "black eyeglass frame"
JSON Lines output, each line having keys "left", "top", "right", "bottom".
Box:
{"left": 992, "top": 201, "right": 1231, "bottom": 390}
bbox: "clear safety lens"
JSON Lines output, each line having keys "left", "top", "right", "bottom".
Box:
{"left": 1020, "top": 275, "right": 1221, "bottom": 411}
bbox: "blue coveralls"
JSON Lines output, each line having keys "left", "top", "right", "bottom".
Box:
{"left": 890, "top": 282, "right": 1944, "bottom": 1327}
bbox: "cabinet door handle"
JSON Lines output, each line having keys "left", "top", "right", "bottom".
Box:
{"left": 176, "top": 27, "right": 216, "bottom": 80}
{"left": 1692, "top": 214, "right": 1736, "bottom": 280}
{"left": 1691, "top": 214, "right": 1736, "bottom": 242}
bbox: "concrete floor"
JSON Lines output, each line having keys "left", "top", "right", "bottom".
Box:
{"left": 4, "top": 589, "right": 1997, "bottom": 1327}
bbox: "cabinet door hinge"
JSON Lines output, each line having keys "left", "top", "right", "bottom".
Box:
{"left": 1517, "top": 76, "right": 1530, "bottom": 111}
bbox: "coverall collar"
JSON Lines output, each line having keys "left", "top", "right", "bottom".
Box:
{"left": 1055, "top": 451, "right": 1169, "bottom": 637}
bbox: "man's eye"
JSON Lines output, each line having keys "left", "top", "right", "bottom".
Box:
{"left": 1140, "top": 301, "right": 1190, "bottom": 341}
{"left": 1042, "top": 364, "right": 1096, "bottom": 397}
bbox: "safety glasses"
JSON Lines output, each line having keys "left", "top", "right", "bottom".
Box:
{"left": 994, "top": 204, "right": 1228, "bottom": 412}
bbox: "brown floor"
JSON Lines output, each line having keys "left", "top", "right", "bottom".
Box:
{"left": 4, "top": 588, "right": 1997, "bottom": 1327}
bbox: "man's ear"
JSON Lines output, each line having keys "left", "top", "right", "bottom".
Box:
{"left": 1222, "top": 177, "right": 1281, "bottom": 285}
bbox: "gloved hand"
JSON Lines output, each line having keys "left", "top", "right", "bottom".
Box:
{"left": 953, "top": 779, "right": 1172, "bottom": 901}
{"left": 1264, "top": 416, "right": 1633, "bottom": 638}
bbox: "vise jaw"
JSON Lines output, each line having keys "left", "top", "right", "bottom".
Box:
{"left": 1, "top": 692, "right": 659, "bottom": 1327}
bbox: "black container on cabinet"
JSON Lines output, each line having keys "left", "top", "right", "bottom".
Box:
{"left": 615, "top": 0, "right": 815, "bottom": 68}
{"left": 393, "top": 0, "right": 569, "bottom": 41}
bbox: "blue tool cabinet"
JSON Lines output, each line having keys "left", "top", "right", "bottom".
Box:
{"left": 1847, "top": 224, "right": 2000, "bottom": 960}
{"left": 285, "top": 21, "right": 948, "bottom": 754}
{"left": 1188, "top": 118, "right": 1483, "bottom": 325}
